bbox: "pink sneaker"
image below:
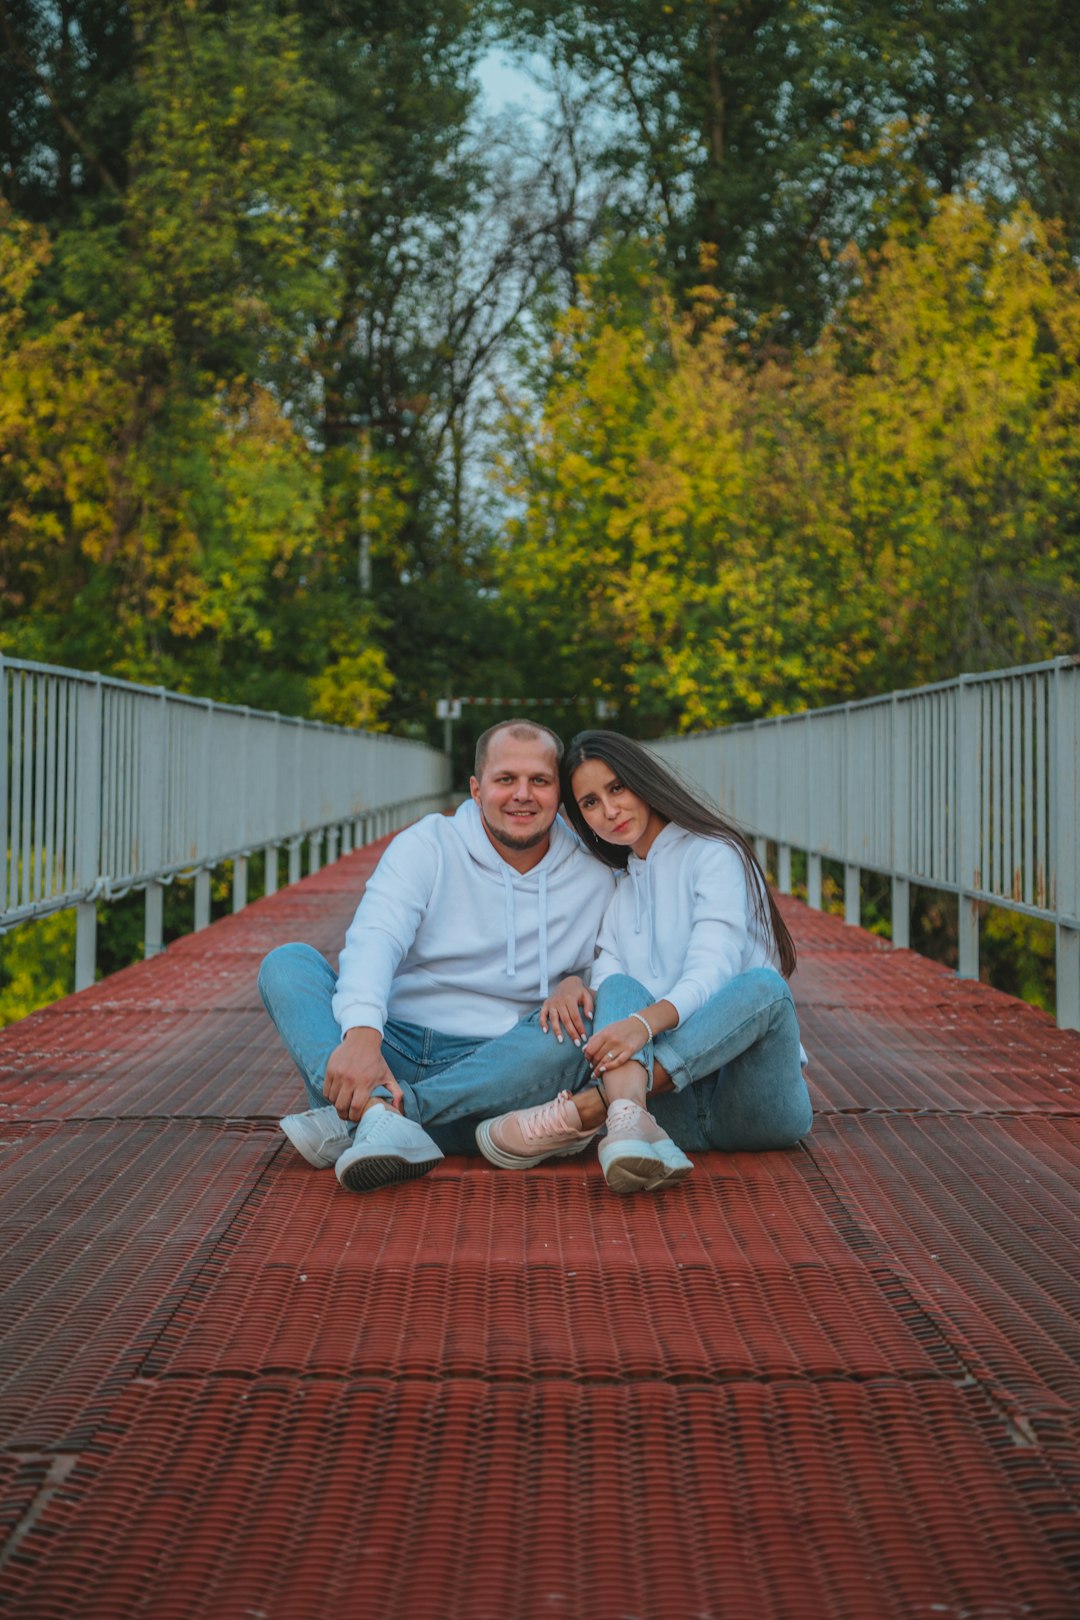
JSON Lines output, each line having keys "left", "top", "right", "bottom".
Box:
{"left": 598, "top": 1099, "right": 694, "bottom": 1193}
{"left": 476, "top": 1090, "right": 599, "bottom": 1169}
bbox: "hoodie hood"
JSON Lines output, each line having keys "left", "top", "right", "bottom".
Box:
{"left": 452, "top": 800, "right": 585, "bottom": 999}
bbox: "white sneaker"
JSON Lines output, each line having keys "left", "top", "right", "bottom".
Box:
{"left": 597, "top": 1100, "right": 694, "bottom": 1194}
{"left": 334, "top": 1102, "right": 444, "bottom": 1192}
{"left": 279, "top": 1105, "right": 353, "bottom": 1169}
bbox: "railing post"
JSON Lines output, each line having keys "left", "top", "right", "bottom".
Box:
{"left": 807, "top": 852, "right": 822, "bottom": 910}
{"left": 232, "top": 854, "right": 248, "bottom": 914}
{"left": 240, "top": 707, "right": 252, "bottom": 889}
{"left": 842, "top": 701, "right": 859, "bottom": 926}
{"left": 778, "top": 844, "right": 791, "bottom": 895}
{"left": 326, "top": 826, "right": 340, "bottom": 865}
{"left": 341, "top": 821, "right": 353, "bottom": 857}
{"left": 73, "top": 677, "right": 103, "bottom": 992}
{"left": 269, "top": 711, "right": 281, "bottom": 899}
{"left": 957, "top": 676, "right": 980, "bottom": 979}
{"left": 0, "top": 656, "right": 8, "bottom": 915}
{"left": 1059, "top": 926, "right": 1080, "bottom": 1031}
{"left": 1053, "top": 661, "right": 1080, "bottom": 1028}
{"left": 293, "top": 718, "right": 303, "bottom": 876}
{"left": 891, "top": 692, "right": 910, "bottom": 949}
{"left": 802, "top": 710, "right": 814, "bottom": 912}
{"left": 197, "top": 700, "right": 213, "bottom": 934}
{"left": 844, "top": 864, "right": 860, "bottom": 927}
{"left": 141, "top": 688, "right": 168, "bottom": 961}
{"left": 75, "top": 903, "right": 97, "bottom": 990}
{"left": 145, "top": 685, "right": 167, "bottom": 887}
{"left": 194, "top": 869, "right": 211, "bottom": 931}
{"left": 145, "top": 881, "right": 165, "bottom": 959}
{"left": 891, "top": 877, "right": 910, "bottom": 949}
{"left": 308, "top": 831, "right": 322, "bottom": 875}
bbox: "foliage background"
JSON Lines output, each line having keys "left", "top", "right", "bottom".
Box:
{"left": 2, "top": 0, "right": 1078, "bottom": 1018}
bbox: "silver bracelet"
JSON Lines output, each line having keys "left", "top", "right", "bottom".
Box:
{"left": 629, "top": 1011, "right": 654, "bottom": 1044}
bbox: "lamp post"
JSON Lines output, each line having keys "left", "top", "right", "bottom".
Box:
{"left": 436, "top": 696, "right": 462, "bottom": 755}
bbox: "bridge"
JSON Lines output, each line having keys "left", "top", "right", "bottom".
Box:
{"left": 1, "top": 658, "right": 1079, "bottom": 1616}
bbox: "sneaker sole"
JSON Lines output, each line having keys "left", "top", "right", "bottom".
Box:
{"left": 475, "top": 1118, "right": 596, "bottom": 1170}
{"left": 337, "top": 1153, "right": 440, "bottom": 1193}
{"left": 599, "top": 1144, "right": 694, "bottom": 1195}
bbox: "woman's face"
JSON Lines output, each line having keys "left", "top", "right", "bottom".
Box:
{"left": 570, "top": 758, "right": 667, "bottom": 858}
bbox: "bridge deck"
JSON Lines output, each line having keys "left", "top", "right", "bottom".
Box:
{"left": 1, "top": 840, "right": 1078, "bottom": 1618}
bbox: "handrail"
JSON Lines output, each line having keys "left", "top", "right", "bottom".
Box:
{"left": 652, "top": 655, "right": 1080, "bottom": 1030}
{"left": 1, "top": 656, "right": 452, "bottom": 989}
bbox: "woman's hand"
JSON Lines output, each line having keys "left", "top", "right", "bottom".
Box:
{"left": 584, "top": 1016, "right": 653, "bottom": 1077}
{"left": 540, "top": 975, "right": 594, "bottom": 1045}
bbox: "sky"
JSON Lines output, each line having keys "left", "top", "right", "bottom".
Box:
{"left": 473, "top": 46, "right": 552, "bottom": 122}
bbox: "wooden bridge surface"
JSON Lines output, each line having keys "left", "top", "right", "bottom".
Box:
{"left": 1, "top": 836, "right": 1078, "bottom": 1618}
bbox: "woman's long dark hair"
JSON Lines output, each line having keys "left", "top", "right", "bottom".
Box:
{"left": 562, "top": 730, "right": 797, "bottom": 979}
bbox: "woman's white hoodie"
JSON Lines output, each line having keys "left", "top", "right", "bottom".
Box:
{"left": 332, "top": 801, "right": 616, "bottom": 1040}
{"left": 590, "top": 822, "right": 778, "bottom": 1024}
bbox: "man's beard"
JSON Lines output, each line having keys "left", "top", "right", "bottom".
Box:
{"left": 481, "top": 809, "right": 552, "bottom": 853}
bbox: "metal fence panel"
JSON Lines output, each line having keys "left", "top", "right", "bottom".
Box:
{"left": 651, "top": 655, "right": 1080, "bottom": 1028}
{"left": 1, "top": 657, "right": 450, "bottom": 931}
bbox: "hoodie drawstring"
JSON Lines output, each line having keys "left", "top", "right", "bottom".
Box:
{"left": 501, "top": 865, "right": 550, "bottom": 998}
{"left": 629, "top": 860, "right": 660, "bottom": 979}
{"left": 502, "top": 867, "right": 517, "bottom": 979}
{"left": 538, "top": 870, "right": 549, "bottom": 999}
{"left": 629, "top": 863, "right": 644, "bottom": 936}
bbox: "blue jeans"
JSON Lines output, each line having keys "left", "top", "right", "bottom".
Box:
{"left": 258, "top": 943, "right": 593, "bottom": 1156}
{"left": 593, "top": 969, "right": 812, "bottom": 1153}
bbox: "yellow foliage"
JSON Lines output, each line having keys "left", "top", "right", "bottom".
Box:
{"left": 309, "top": 649, "right": 395, "bottom": 732}
{"left": 497, "top": 197, "right": 1080, "bottom": 730}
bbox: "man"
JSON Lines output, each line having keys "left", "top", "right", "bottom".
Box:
{"left": 258, "top": 719, "right": 615, "bottom": 1191}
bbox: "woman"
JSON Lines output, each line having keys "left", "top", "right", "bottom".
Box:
{"left": 476, "top": 730, "right": 812, "bottom": 1192}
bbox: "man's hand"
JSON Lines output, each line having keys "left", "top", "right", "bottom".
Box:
{"left": 324, "top": 1026, "right": 404, "bottom": 1122}
{"left": 540, "top": 975, "right": 594, "bottom": 1045}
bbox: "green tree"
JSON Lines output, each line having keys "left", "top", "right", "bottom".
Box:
{"left": 0, "top": 2, "right": 390, "bottom": 716}
{"left": 497, "top": 0, "right": 1080, "bottom": 343}
{"left": 849, "top": 0, "right": 1080, "bottom": 242}
{"left": 498, "top": 0, "right": 863, "bottom": 338}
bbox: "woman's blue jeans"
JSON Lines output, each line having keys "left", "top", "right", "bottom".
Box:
{"left": 593, "top": 968, "right": 812, "bottom": 1152}
{"left": 258, "top": 943, "right": 593, "bottom": 1156}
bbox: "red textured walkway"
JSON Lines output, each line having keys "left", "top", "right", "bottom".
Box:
{"left": 1, "top": 841, "right": 1078, "bottom": 1618}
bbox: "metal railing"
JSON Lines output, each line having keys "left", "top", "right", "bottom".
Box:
{"left": 653, "top": 655, "right": 1080, "bottom": 1030}
{"left": 1, "top": 656, "right": 452, "bottom": 990}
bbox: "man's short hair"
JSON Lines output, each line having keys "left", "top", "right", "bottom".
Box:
{"left": 473, "top": 719, "right": 564, "bottom": 778}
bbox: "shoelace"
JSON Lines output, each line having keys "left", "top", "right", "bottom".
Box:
{"left": 605, "top": 1100, "right": 643, "bottom": 1132}
{"left": 520, "top": 1090, "right": 576, "bottom": 1144}
{"left": 363, "top": 1106, "right": 398, "bottom": 1140}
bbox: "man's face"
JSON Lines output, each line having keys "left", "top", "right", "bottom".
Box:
{"left": 470, "top": 732, "right": 561, "bottom": 856}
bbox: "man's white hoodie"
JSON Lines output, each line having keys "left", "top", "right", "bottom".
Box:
{"left": 332, "top": 801, "right": 616, "bottom": 1040}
